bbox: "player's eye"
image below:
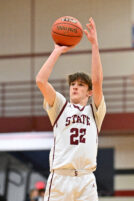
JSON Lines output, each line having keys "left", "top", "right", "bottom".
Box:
{"left": 79, "top": 83, "right": 84, "bottom": 86}
{"left": 71, "top": 82, "right": 75, "bottom": 86}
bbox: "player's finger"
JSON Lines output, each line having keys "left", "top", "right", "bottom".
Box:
{"left": 88, "top": 17, "right": 92, "bottom": 22}
{"left": 90, "top": 18, "right": 96, "bottom": 29}
{"left": 89, "top": 17, "right": 94, "bottom": 23}
{"left": 88, "top": 21, "right": 94, "bottom": 29}
{"left": 84, "top": 29, "right": 89, "bottom": 36}
{"left": 68, "top": 45, "right": 76, "bottom": 50}
{"left": 86, "top": 24, "right": 92, "bottom": 32}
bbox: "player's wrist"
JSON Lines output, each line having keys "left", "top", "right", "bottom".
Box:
{"left": 91, "top": 41, "right": 99, "bottom": 49}
{"left": 53, "top": 48, "right": 62, "bottom": 56}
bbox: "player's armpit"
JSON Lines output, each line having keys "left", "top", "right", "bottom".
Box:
{"left": 36, "top": 81, "right": 56, "bottom": 107}
{"left": 92, "top": 95, "right": 106, "bottom": 132}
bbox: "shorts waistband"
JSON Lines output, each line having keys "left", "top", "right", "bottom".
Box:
{"left": 52, "top": 166, "right": 96, "bottom": 177}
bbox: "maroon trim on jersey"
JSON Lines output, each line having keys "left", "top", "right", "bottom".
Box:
{"left": 90, "top": 104, "right": 99, "bottom": 135}
{"left": 73, "top": 104, "right": 85, "bottom": 111}
{"left": 53, "top": 100, "right": 68, "bottom": 128}
{"left": 47, "top": 171, "right": 54, "bottom": 201}
{"left": 52, "top": 137, "right": 56, "bottom": 166}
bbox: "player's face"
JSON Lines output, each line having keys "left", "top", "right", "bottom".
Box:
{"left": 69, "top": 79, "right": 92, "bottom": 105}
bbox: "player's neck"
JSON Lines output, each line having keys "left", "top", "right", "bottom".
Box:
{"left": 70, "top": 98, "right": 88, "bottom": 106}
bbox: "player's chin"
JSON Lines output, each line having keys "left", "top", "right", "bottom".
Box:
{"left": 70, "top": 96, "right": 80, "bottom": 104}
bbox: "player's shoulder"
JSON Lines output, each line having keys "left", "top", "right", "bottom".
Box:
{"left": 56, "top": 91, "right": 65, "bottom": 99}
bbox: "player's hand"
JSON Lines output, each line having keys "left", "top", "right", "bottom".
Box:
{"left": 54, "top": 44, "right": 75, "bottom": 54}
{"left": 84, "top": 17, "right": 98, "bottom": 45}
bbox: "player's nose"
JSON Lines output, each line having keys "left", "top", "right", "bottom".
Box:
{"left": 73, "top": 84, "right": 78, "bottom": 90}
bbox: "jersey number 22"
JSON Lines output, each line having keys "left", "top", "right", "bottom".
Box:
{"left": 70, "top": 128, "right": 86, "bottom": 145}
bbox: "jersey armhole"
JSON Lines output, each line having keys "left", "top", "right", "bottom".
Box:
{"left": 53, "top": 101, "right": 68, "bottom": 128}
{"left": 90, "top": 104, "right": 99, "bottom": 135}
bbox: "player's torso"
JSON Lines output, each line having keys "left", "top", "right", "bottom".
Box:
{"left": 50, "top": 102, "right": 98, "bottom": 171}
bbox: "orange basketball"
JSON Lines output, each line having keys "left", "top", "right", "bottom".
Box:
{"left": 51, "top": 16, "right": 83, "bottom": 46}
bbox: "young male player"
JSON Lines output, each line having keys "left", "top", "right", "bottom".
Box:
{"left": 36, "top": 17, "right": 106, "bottom": 201}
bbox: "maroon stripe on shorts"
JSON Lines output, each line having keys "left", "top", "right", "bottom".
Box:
{"left": 53, "top": 100, "right": 68, "bottom": 128}
{"left": 47, "top": 171, "right": 54, "bottom": 201}
{"left": 90, "top": 104, "right": 99, "bottom": 135}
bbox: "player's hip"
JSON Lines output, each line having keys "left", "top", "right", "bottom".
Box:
{"left": 44, "top": 171, "right": 98, "bottom": 201}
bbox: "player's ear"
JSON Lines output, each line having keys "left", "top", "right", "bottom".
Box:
{"left": 87, "top": 90, "right": 92, "bottom": 97}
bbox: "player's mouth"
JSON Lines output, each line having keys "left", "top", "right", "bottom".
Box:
{"left": 73, "top": 92, "right": 78, "bottom": 95}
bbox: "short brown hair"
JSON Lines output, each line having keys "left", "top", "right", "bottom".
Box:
{"left": 68, "top": 72, "right": 92, "bottom": 90}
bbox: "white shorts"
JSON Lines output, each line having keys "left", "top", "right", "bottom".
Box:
{"left": 44, "top": 169, "right": 98, "bottom": 201}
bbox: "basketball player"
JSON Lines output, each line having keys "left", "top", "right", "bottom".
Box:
{"left": 36, "top": 17, "right": 106, "bottom": 201}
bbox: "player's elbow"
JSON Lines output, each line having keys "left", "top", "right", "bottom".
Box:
{"left": 36, "top": 76, "right": 47, "bottom": 88}
{"left": 36, "top": 76, "right": 41, "bottom": 86}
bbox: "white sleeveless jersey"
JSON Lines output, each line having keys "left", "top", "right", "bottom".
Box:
{"left": 49, "top": 101, "right": 98, "bottom": 171}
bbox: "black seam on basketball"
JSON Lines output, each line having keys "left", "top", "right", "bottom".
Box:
{"left": 53, "top": 22, "right": 83, "bottom": 33}
{"left": 52, "top": 31, "right": 81, "bottom": 37}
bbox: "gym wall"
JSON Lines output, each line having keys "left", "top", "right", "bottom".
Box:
{"left": 0, "top": 0, "right": 134, "bottom": 82}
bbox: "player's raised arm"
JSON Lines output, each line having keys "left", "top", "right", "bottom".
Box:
{"left": 84, "top": 17, "right": 103, "bottom": 108}
{"left": 36, "top": 44, "right": 74, "bottom": 106}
